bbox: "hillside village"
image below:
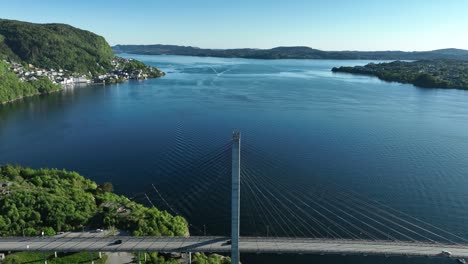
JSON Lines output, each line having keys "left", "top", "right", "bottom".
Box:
{"left": 3, "top": 56, "right": 165, "bottom": 87}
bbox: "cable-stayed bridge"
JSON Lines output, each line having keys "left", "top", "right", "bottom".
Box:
{"left": 2, "top": 236, "right": 468, "bottom": 258}
{"left": 1, "top": 132, "right": 467, "bottom": 264}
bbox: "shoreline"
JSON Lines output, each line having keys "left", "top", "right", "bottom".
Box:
{"left": 331, "top": 60, "right": 468, "bottom": 90}
{"left": 0, "top": 88, "right": 62, "bottom": 106}
{"left": 0, "top": 76, "right": 163, "bottom": 106}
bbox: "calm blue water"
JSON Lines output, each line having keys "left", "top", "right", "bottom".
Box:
{"left": 2, "top": 55, "right": 468, "bottom": 263}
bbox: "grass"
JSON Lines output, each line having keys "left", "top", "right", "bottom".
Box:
{"left": 3, "top": 252, "right": 108, "bottom": 264}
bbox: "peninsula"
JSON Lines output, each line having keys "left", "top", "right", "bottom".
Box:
{"left": 332, "top": 60, "right": 468, "bottom": 89}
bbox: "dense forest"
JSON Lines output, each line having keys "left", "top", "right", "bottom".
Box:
{"left": 0, "top": 164, "right": 188, "bottom": 237}
{"left": 0, "top": 19, "right": 114, "bottom": 75}
{"left": 0, "top": 60, "right": 60, "bottom": 104}
{"left": 332, "top": 60, "right": 468, "bottom": 89}
{"left": 113, "top": 44, "right": 468, "bottom": 60}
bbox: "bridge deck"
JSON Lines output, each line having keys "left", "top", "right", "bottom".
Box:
{"left": 1, "top": 237, "right": 467, "bottom": 258}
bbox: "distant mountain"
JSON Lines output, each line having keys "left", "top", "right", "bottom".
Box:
{"left": 0, "top": 19, "right": 114, "bottom": 75}
{"left": 112, "top": 44, "right": 468, "bottom": 61}
{"left": 429, "top": 48, "right": 468, "bottom": 56}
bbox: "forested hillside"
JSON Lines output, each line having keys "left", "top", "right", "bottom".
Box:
{"left": 0, "top": 19, "right": 114, "bottom": 75}
{"left": 332, "top": 60, "right": 468, "bottom": 89}
{"left": 0, "top": 165, "right": 188, "bottom": 237}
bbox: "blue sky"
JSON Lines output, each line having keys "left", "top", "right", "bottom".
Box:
{"left": 1, "top": 0, "right": 467, "bottom": 51}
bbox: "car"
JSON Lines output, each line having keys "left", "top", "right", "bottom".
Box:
{"left": 457, "top": 259, "right": 466, "bottom": 264}
{"left": 114, "top": 239, "right": 123, "bottom": 245}
{"left": 441, "top": 250, "right": 452, "bottom": 256}
{"left": 226, "top": 240, "right": 231, "bottom": 245}
{"left": 96, "top": 229, "right": 104, "bottom": 233}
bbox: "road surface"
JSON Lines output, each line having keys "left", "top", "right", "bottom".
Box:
{"left": 1, "top": 236, "right": 467, "bottom": 258}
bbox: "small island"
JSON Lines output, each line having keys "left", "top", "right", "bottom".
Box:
{"left": 332, "top": 60, "right": 468, "bottom": 89}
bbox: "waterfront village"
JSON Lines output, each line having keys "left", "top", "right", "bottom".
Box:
{"left": 3, "top": 56, "right": 160, "bottom": 86}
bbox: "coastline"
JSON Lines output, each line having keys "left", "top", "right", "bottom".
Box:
{"left": 1, "top": 55, "right": 165, "bottom": 106}
{"left": 0, "top": 88, "right": 61, "bottom": 106}
{"left": 331, "top": 60, "right": 468, "bottom": 90}
{"left": 0, "top": 74, "right": 164, "bottom": 106}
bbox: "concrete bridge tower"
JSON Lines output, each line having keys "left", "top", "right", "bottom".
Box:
{"left": 231, "top": 131, "right": 241, "bottom": 264}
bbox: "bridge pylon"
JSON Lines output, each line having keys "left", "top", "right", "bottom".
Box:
{"left": 231, "top": 131, "right": 241, "bottom": 264}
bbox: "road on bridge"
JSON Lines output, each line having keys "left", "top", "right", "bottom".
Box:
{"left": 1, "top": 236, "right": 467, "bottom": 258}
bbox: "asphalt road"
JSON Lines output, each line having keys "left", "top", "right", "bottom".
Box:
{"left": 1, "top": 236, "right": 467, "bottom": 258}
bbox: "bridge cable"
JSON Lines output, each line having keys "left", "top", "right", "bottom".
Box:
{"left": 241, "top": 166, "right": 339, "bottom": 238}
{"left": 242, "top": 169, "right": 309, "bottom": 238}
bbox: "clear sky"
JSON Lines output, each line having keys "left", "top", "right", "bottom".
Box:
{"left": 1, "top": 0, "right": 467, "bottom": 51}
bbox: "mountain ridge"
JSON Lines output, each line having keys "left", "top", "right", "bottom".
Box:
{"left": 112, "top": 44, "right": 468, "bottom": 60}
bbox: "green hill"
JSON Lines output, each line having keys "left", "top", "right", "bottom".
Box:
{"left": 0, "top": 19, "right": 114, "bottom": 75}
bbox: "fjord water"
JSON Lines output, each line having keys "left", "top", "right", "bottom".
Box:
{"left": 2, "top": 55, "right": 468, "bottom": 263}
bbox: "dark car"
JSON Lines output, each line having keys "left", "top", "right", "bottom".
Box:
{"left": 114, "top": 239, "right": 123, "bottom": 245}
{"left": 226, "top": 239, "right": 231, "bottom": 245}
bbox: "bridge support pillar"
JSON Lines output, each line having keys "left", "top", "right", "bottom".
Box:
{"left": 54, "top": 252, "right": 57, "bottom": 258}
{"left": 138, "top": 251, "right": 141, "bottom": 264}
{"left": 231, "top": 131, "right": 241, "bottom": 264}
{"left": 186, "top": 252, "right": 192, "bottom": 264}
{"left": 99, "top": 252, "right": 102, "bottom": 259}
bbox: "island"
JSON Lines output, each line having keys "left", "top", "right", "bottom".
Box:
{"left": 332, "top": 60, "right": 468, "bottom": 89}
{"left": 0, "top": 164, "right": 230, "bottom": 264}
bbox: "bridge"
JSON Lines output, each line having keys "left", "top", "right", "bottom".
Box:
{"left": 1, "top": 132, "right": 467, "bottom": 263}
{"left": 2, "top": 236, "right": 468, "bottom": 258}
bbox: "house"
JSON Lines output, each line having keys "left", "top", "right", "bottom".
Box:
{"left": 72, "top": 77, "right": 90, "bottom": 83}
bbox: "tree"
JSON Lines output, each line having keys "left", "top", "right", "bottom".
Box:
{"left": 43, "top": 226, "right": 56, "bottom": 236}
{"left": 23, "top": 227, "right": 37, "bottom": 236}
{"left": 99, "top": 182, "right": 114, "bottom": 193}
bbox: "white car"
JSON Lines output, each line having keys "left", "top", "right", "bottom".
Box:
{"left": 441, "top": 250, "right": 452, "bottom": 256}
